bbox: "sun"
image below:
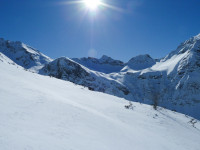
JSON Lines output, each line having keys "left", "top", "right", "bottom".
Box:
{"left": 83, "top": 0, "right": 101, "bottom": 10}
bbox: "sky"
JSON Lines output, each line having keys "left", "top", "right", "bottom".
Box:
{"left": 0, "top": 0, "right": 200, "bottom": 62}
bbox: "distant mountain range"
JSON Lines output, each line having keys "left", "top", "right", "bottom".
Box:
{"left": 0, "top": 34, "right": 200, "bottom": 119}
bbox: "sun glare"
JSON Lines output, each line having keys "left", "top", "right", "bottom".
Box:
{"left": 83, "top": 0, "right": 101, "bottom": 10}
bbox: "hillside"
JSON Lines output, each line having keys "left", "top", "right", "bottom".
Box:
{"left": 0, "top": 53, "right": 200, "bottom": 150}
{"left": 0, "top": 34, "right": 200, "bottom": 120}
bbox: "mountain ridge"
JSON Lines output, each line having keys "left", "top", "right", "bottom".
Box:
{"left": 0, "top": 38, "right": 52, "bottom": 72}
{"left": 1, "top": 58, "right": 200, "bottom": 150}
{"left": 0, "top": 33, "right": 200, "bottom": 119}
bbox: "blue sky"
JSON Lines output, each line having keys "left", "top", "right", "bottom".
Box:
{"left": 0, "top": 0, "right": 200, "bottom": 62}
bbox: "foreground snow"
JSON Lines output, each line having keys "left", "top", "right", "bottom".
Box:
{"left": 0, "top": 61, "right": 200, "bottom": 150}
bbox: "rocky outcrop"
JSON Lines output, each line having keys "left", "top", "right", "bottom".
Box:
{"left": 39, "top": 57, "right": 131, "bottom": 99}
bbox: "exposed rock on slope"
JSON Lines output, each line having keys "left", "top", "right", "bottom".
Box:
{"left": 39, "top": 57, "right": 131, "bottom": 99}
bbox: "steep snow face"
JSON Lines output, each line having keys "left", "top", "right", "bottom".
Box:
{"left": 39, "top": 57, "right": 132, "bottom": 100}
{"left": 0, "top": 38, "right": 52, "bottom": 71}
{"left": 72, "top": 55, "right": 124, "bottom": 73}
{"left": 1, "top": 60, "right": 200, "bottom": 150}
{"left": 121, "top": 54, "right": 156, "bottom": 71}
{"left": 150, "top": 52, "right": 188, "bottom": 75}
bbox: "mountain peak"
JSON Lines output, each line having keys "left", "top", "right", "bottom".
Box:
{"left": 100, "top": 55, "right": 111, "bottom": 60}
{"left": 0, "top": 38, "right": 52, "bottom": 71}
{"left": 99, "top": 55, "right": 124, "bottom": 65}
{"left": 0, "top": 38, "right": 22, "bottom": 47}
{"left": 186, "top": 33, "right": 200, "bottom": 43}
{"left": 163, "top": 33, "right": 200, "bottom": 61}
{"left": 122, "top": 54, "right": 155, "bottom": 71}
{"left": 129, "top": 54, "right": 152, "bottom": 60}
{"left": 194, "top": 33, "right": 200, "bottom": 39}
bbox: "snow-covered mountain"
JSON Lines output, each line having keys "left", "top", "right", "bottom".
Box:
{"left": 109, "top": 34, "right": 200, "bottom": 119}
{"left": 121, "top": 54, "right": 156, "bottom": 71}
{"left": 0, "top": 38, "right": 52, "bottom": 72}
{"left": 0, "top": 57, "right": 200, "bottom": 150}
{"left": 72, "top": 55, "right": 124, "bottom": 73}
{"left": 1, "top": 34, "right": 200, "bottom": 120}
{"left": 39, "top": 57, "right": 131, "bottom": 99}
{"left": 0, "top": 52, "right": 16, "bottom": 65}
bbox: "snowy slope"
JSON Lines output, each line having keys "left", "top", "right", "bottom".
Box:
{"left": 39, "top": 57, "right": 131, "bottom": 99}
{"left": 109, "top": 34, "right": 200, "bottom": 119}
{"left": 0, "top": 57, "right": 200, "bottom": 150}
{"left": 0, "top": 52, "right": 16, "bottom": 65}
{"left": 0, "top": 38, "right": 52, "bottom": 72}
{"left": 42, "top": 34, "right": 200, "bottom": 119}
{"left": 1, "top": 34, "right": 200, "bottom": 120}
